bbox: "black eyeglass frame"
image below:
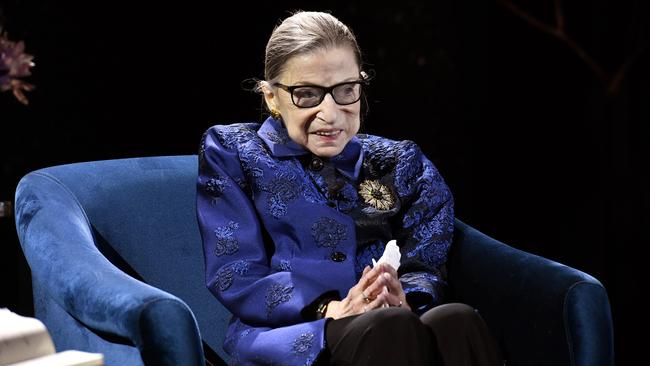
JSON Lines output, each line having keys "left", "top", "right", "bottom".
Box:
{"left": 273, "top": 79, "right": 369, "bottom": 108}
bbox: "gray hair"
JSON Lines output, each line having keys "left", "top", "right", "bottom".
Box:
{"left": 263, "top": 11, "right": 363, "bottom": 83}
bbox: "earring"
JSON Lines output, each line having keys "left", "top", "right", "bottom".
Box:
{"left": 270, "top": 109, "right": 281, "bottom": 119}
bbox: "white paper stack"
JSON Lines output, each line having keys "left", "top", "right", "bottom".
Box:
{"left": 6, "top": 351, "right": 104, "bottom": 366}
{"left": 0, "top": 308, "right": 103, "bottom": 366}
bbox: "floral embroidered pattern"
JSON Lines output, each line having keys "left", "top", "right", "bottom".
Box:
{"left": 405, "top": 205, "right": 453, "bottom": 268}
{"left": 355, "top": 241, "right": 386, "bottom": 278}
{"left": 243, "top": 165, "right": 265, "bottom": 181}
{"left": 216, "top": 260, "right": 250, "bottom": 291}
{"left": 393, "top": 143, "right": 422, "bottom": 196}
{"left": 359, "top": 136, "right": 398, "bottom": 176}
{"left": 360, "top": 136, "right": 427, "bottom": 197}
{"left": 292, "top": 332, "right": 315, "bottom": 354}
{"left": 262, "top": 176, "right": 300, "bottom": 218}
{"left": 213, "top": 123, "right": 259, "bottom": 150}
{"left": 402, "top": 158, "right": 450, "bottom": 226}
{"left": 240, "top": 328, "right": 253, "bottom": 338}
{"left": 276, "top": 260, "right": 292, "bottom": 272}
{"left": 214, "top": 221, "right": 240, "bottom": 256}
{"left": 402, "top": 201, "right": 426, "bottom": 229}
{"left": 401, "top": 157, "right": 453, "bottom": 269}
{"left": 205, "top": 174, "right": 230, "bottom": 198}
{"left": 358, "top": 180, "right": 395, "bottom": 210}
{"left": 265, "top": 283, "right": 294, "bottom": 318}
{"left": 401, "top": 271, "right": 444, "bottom": 292}
{"left": 239, "top": 135, "right": 278, "bottom": 181}
{"left": 198, "top": 131, "right": 208, "bottom": 169}
{"left": 265, "top": 130, "right": 290, "bottom": 145}
{"left": 311, "top": 217, "right": 347, "bottom": 248}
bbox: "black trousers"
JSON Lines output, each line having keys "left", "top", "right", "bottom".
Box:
{"left": 320, "top": 303, "right": 502, "bottom": 366}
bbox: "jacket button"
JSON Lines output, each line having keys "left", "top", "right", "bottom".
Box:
{"left": 330, "top": 251, "right": 347, "bottom": 262}
{"left": 309, "top": 157, "right": 324, "bottom": 171}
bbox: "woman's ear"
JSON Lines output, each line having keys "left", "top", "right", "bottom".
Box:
{"left": 260, "top": 81, "right": 278, "bottom": 112}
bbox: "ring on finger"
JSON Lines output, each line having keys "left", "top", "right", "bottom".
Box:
{"left": 362, "top": 292, "right": 370, "bottom": 304}
{"left": 387, "top": 300, "right": 403, "bottom": 308}
{"left": 363, "top": 305, "right": 368, "bottom": 313}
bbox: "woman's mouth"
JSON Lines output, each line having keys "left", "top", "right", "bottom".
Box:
{"left": 312, "top": 129, "right": 343, "bottom": 141}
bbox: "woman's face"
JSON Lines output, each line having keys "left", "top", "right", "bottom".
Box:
{"left": 263, "top": 46, "right": 362, "bottom": 158}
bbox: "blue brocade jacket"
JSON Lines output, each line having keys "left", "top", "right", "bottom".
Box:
{"left": 196, "top": 117, "right": 454, "bottom": 365}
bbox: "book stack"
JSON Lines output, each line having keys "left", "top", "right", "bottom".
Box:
{"left": 0, "top": 308, "right": 103, "bottom": 366}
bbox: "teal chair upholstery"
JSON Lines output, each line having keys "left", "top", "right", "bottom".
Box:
{"left": 14, "top": 155, "right": 614, "bottom": 365}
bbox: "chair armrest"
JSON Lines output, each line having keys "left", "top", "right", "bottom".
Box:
{"left": 15, "top": 172, "right": 204, "bottom": 366}
{"left": 447, "top": 219, "right": 614, "bottom": 366}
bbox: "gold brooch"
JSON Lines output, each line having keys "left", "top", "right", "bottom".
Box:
{"left": 358, "top": 180, "right": 395, "bottom": 210}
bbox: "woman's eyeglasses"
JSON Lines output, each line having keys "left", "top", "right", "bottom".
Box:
{"left": 273, "top": 79, "right": 368, "bottom": 108}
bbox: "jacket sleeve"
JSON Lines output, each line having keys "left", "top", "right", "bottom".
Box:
{"left": 197, "top": 126, "right": 329, "bottom": 328}
{"left": 224, "top": 317, "right": 329, "bottom": 366}
{"left": 392, "top": 142, "right": 454, "bottom": 314}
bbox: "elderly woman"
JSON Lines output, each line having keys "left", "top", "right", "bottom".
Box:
{"left": 197, "top": 11, "right": 501, "bottom": 366}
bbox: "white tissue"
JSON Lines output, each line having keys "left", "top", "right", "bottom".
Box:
{"left": 372, "top": 240, "right": 401, "bottom": 270}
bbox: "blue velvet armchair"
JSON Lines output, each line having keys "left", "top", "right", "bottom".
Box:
{"left": 14, "top": 155, "right": 614, "bottom": 366}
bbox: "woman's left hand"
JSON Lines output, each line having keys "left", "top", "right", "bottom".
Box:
{"left": 325, "top": 264, "right": 410, "bottom": 319}
{"left": 364, "top": 263, "right": 411, "bottom": 311}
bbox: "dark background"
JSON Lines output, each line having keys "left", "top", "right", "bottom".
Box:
{"left": 1, "top": 1, "right": 647, "bottom": 364}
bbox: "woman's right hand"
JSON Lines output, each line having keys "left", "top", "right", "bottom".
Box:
{"left": 325, "top": 265, "right": 389, "bottom": 319}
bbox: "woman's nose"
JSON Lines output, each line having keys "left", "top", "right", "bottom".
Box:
{"left": 315, "top": 93, "right": 338, "bottom": 122}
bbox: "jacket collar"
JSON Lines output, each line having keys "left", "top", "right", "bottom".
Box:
{"left": 258, "top": 117, "right": 364, "bottom": 181}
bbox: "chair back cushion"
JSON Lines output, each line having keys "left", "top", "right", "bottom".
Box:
{"left": 35, "top": 155, "right": 230, "bottom": 360}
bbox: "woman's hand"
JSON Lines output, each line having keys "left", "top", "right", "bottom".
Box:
{"left": 325, "top": 265, "right": 377, "bottom": 319}
{"left": 365, "top": 263, "right": 411, "bottom": 312}
{"left": 325, "top": 264, "right": 410, "bottom": 319}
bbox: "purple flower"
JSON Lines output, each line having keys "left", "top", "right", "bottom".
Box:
{"left": 0, "top": 32, "right": 35, "bottom": 105}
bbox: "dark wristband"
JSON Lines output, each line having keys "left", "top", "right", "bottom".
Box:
{"left": 315, "top": 299, "right": 330, "bottom": 319}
